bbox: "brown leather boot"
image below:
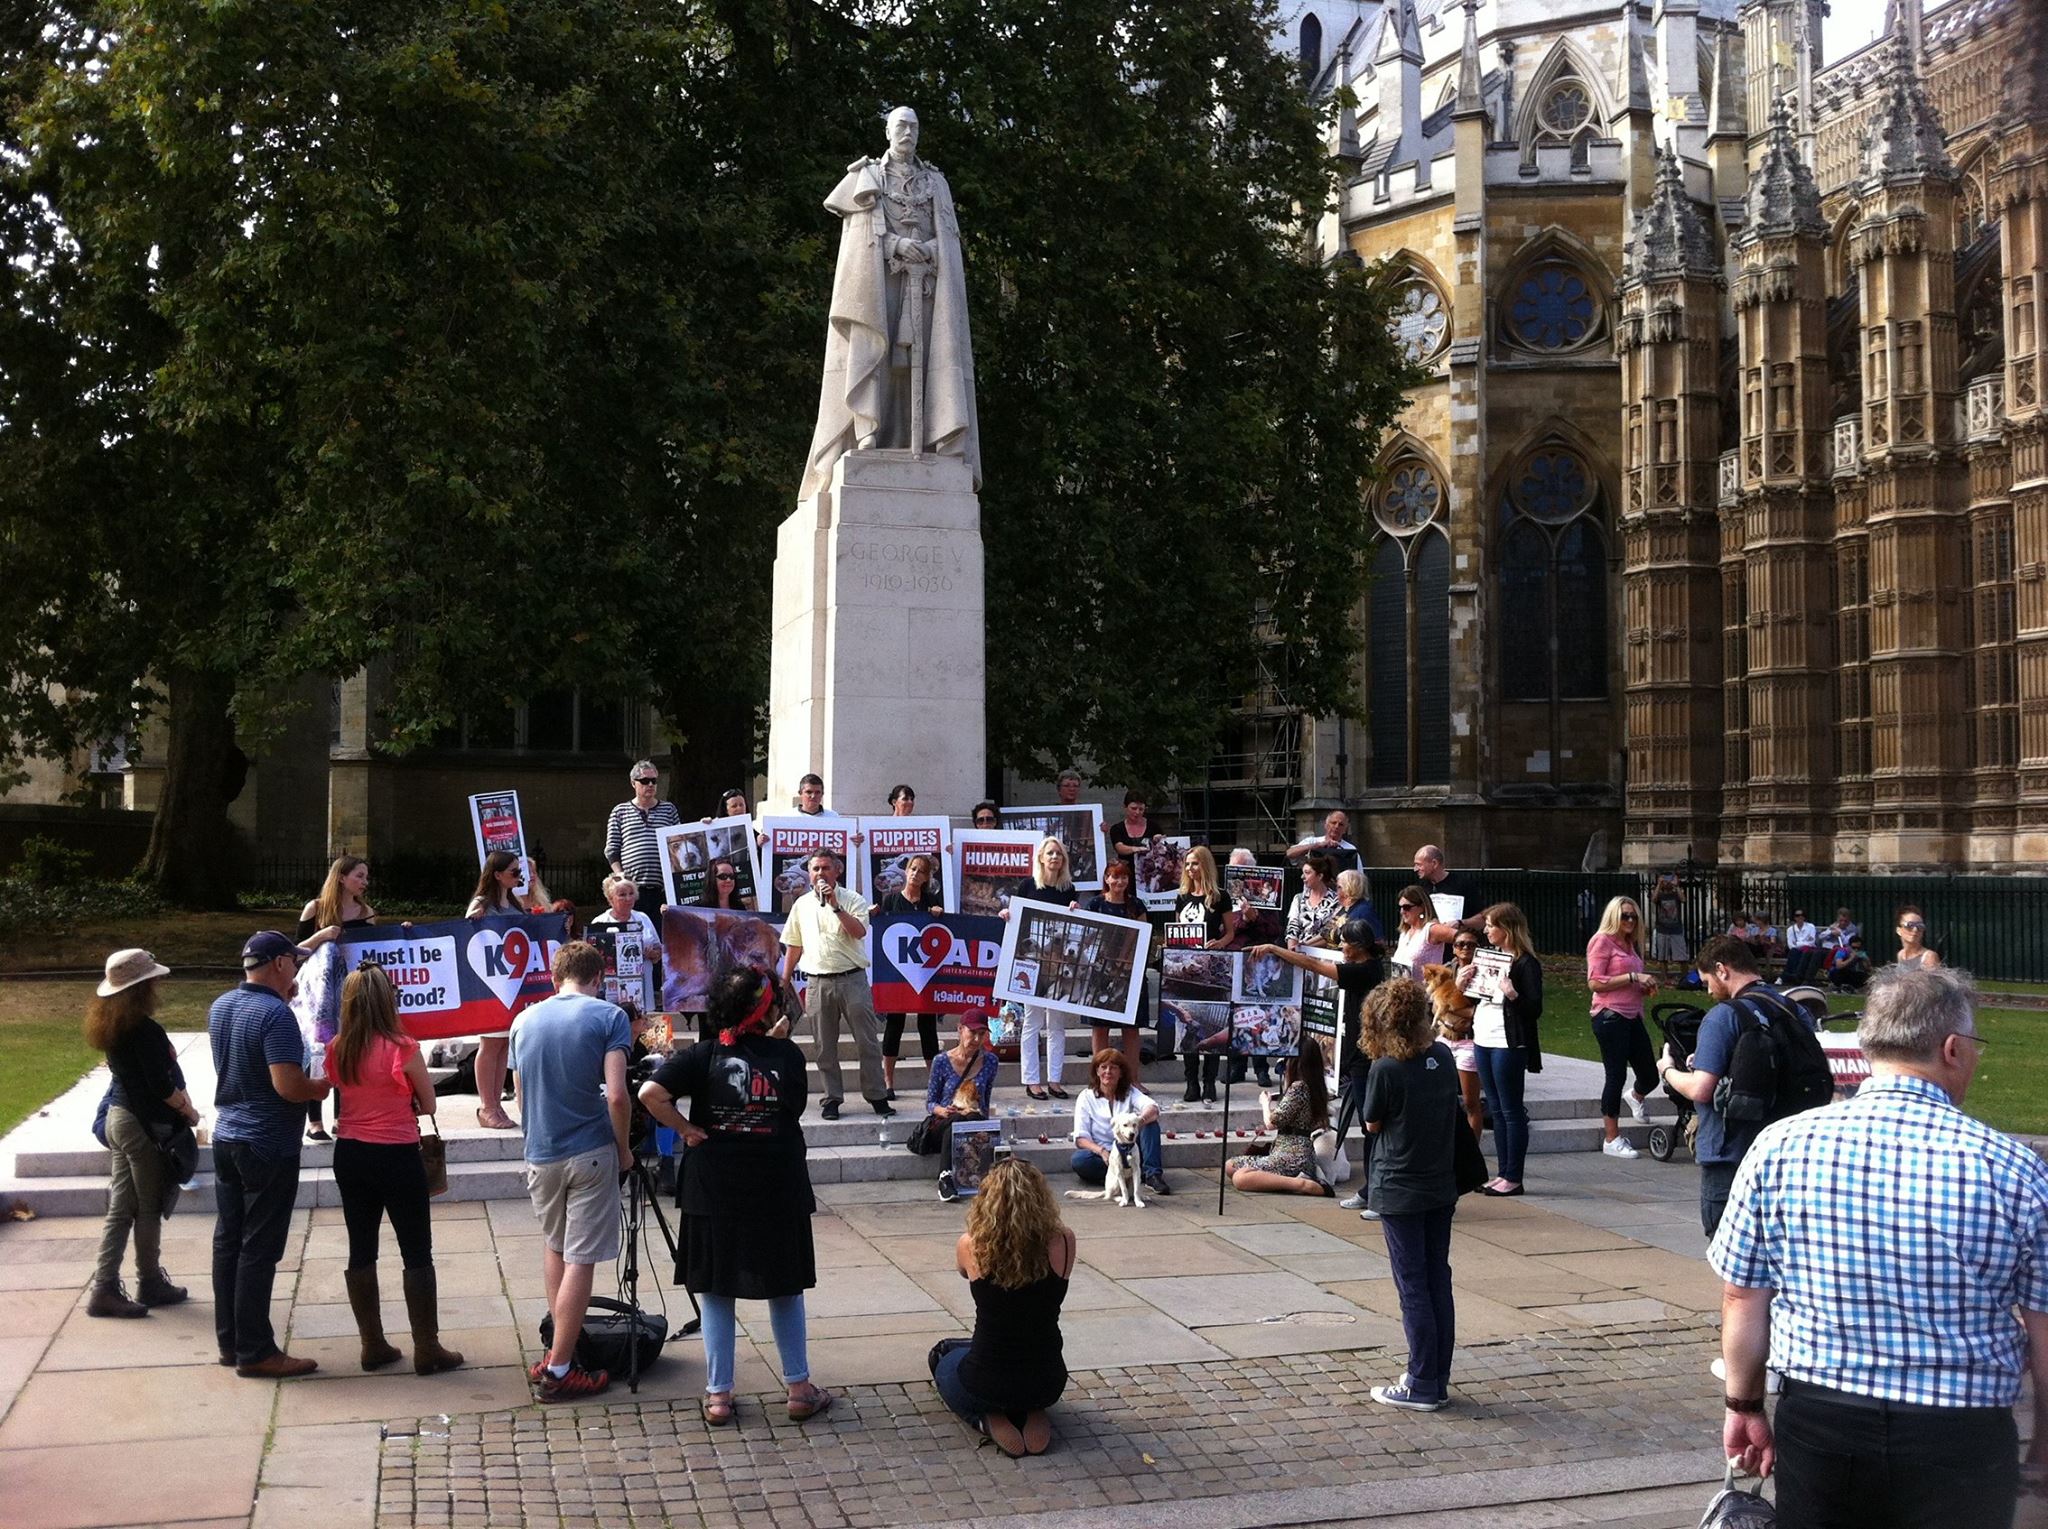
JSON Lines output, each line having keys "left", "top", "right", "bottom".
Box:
{"left": 86, "top": 1281, "right": 148, "bottom": 1319}
{"left": 402, "top": 1267, "right": 464, "bottom": 1375}
{"left": 343, "top": 1267, "right": 402, "bottom": 1370}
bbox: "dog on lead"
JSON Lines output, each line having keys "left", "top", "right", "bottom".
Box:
{"left": 1066, "top": 1110, "right": 1145, "bottom": 1209}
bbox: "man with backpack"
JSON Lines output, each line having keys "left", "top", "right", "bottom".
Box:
{"left": 1657, "top": 935, "right": 1831, "bottom": 1238}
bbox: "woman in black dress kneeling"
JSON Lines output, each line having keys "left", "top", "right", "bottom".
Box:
{"left": 929, "top": 1157, "right": 1074, "bottom": 1457}
{"left": 637, "top": 967, "right": 833, "bottom": 1427}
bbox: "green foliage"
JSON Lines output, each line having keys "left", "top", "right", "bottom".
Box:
{"left": 13, "top": 836, "right": 93, "bottom": 888}
{"left": 0, "top": 875, "right": 165, "bottom": 943}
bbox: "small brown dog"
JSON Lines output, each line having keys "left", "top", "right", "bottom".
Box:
{"left": 1422, "top": 963, "right": 1475, "bottom": 1043}
{"left": 951, "top": 1078, "right": 982, "bottom": 1115}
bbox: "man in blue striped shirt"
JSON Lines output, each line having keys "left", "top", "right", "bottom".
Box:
{"left": 1709, "top": 965, "right": 2048, "bottom": 1528}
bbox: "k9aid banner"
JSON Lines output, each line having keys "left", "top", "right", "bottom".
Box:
{"left": 338, "top": 913, "right": 570, "bottom": 1042}
{"left": 869, "top": 910, "right": 1004, "bottom": 1018}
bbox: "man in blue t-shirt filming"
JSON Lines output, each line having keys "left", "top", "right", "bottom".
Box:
{"left": 510, "top": 940, "right": 634, "bottom": 1403}
{"left": 210, "top": 930, "right": 331, "bottom": 1377}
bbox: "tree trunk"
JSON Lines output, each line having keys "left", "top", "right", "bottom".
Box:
{"left": 139, "top": 667, "right": 244, "bottom": 908}
{"left": 664, "top": 687, "right": 759, "bottom": 818}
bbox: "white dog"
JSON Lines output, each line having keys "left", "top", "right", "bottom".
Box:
{"left": 1067, "top": 1111, "right": 1145, "bottom": 1209}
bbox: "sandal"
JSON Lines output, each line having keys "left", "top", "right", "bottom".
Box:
{"left": 1025, "top": 1087, "right": 1049, "bottom": 1101}
{"left": 703, "top": 1393, "right": 735, "bottom": 1427}
{"left": 786, "top": 1383, "right": 835, "bottom": 1422}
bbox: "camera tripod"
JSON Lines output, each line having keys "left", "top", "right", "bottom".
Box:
{"left": 615, "top": 1151, "right": 700, "bottom": 1393}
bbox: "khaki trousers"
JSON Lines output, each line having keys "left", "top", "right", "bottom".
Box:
{"left": 95, "top": 1106, "right": 165, "bottom": 1287}
{"left": 807, "top": 971, "right": 886, "bottom": 1105}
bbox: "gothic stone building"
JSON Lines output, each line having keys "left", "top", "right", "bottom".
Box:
{"left": 1253, "top": 0, "right": 2044, "bottom": 872}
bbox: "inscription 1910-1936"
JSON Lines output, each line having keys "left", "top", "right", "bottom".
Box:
{"left": 841, "top": 539, "right": 965, "bottom": 597}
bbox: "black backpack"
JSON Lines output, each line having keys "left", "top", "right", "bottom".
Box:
{"left": 1713, "top": 984, "right": 1834, "bottom": 1126}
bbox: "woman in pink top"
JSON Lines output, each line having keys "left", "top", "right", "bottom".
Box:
{"left": 1585, "top": 897, "right": 1659, "bottom": 1161}
{"left": 329, "top": 963, "right": 463, "bottom": 1376}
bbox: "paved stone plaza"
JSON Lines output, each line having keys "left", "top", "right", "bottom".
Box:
{"left": 1, "top": 1144, "right": 2040, "bottom": 1529}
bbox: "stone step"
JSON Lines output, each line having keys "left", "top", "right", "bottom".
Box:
{"left": 0, "top": 1118, "right": 1671, "bottom": 1218}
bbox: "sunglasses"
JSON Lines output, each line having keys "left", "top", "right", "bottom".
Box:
{"left": 974, "top": 817, "right": 998, "bottom": 827}
{"left": 1620, "top": 911, "right": 1638, "bottom": 921}
{"left": 1901, "top": 921, "right": 1925, "bottom": 930}
{"left": 1399, "top": 903, "right": 1420, "bottom": 912}
{"left": 715, "top": 872, "right": 737, "bottom": 881}
{"left": 1453, "top": 940, "right": 1478, "bottom": 950}
{"left": 633, "top": 777, "right": 658, "bottom": 786}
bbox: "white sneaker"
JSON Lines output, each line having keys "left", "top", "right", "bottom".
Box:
{"left": 1624, "top": 1086, "right": 1649, "bottom": 1124}
{"left": 1602, "top": 1136, "right": 1640, "bottom": 1159}
{"left": 1359, "top": 1207, "right": 1381, "bottom": 1221}
{"left": 1339, "top": 1192, "right": 1368, "bottom": 1210}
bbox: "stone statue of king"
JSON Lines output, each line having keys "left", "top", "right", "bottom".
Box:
{"left": 799, "top": 106, "right": 981, "bottom": 503}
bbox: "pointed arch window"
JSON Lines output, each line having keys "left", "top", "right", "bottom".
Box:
{"left": 1498, "top": 445, "right": 1609, "bottom": 703}
{"left": 1300, "top": 12, "right": 1323, "bottom": 82}
{"left": 1368, "top": 456, "right": 1452, "bottom": 788}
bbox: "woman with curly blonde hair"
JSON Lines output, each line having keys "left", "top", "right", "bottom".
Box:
{"left": 928, "top": 1158, "right": 1075, "bottom": 1458}
{"left": 1359, "top": 976, "right": 1462, "bottom": 1412}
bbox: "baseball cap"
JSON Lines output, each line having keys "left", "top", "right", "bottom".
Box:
{"left": 241, "top": 931, "right": 307, "bottom": 969}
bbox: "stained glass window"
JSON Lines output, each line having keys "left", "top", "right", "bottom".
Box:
{"left": 1497, "top": 445, "right": 1610, "bottom": 706}
{"left": 1368, "top": 532, "right": 1451, "bottom": 788}
{"left": 1512, "top": 447, "right": 1594, "bottom": 520}
{"left": 1540, "top": 81, "right": 1591, "bottom": 134}
{"left": 1507, "top": 261, "right": 1597, "bottom": 351}
{"left": 1378, "top": 459, "right": 1444, "bottom": 534}
{"left": 1393, "top": 279, "right": 1449, "bottom": 364}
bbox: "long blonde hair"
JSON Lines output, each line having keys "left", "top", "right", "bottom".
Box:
{"left": 965, "top": 1158, "right": 1066, "bottom": 1291}
{"left": 1482, "top": 902, "right": 1537, "bottom": 960}
{"left": 315, "top": 855, "right": 373, "bottom": 930}
{"left": 1031, "top": 836, "right": 1073, "bottom": 891}
{"left": 1594, "top": 895, "right": 1642, "bottom": 954}
{"left": 329, "top": 963, "right": 408, "bottom": 1087}
{"left": 1179, "top": 844, "right": 1219, "bottom": 899}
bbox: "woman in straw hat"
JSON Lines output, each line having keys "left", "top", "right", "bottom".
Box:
{"left": 83, "top": 948, "right": 200, "bottom": 1318}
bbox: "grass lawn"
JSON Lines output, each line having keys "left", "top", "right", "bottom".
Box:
{"left": 0, "top": 977, "right": 219, "bottom": 1138}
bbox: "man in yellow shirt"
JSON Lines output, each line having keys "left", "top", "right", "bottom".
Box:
{"left": 780, "top": 851, "right": 891, "bottom": 1121}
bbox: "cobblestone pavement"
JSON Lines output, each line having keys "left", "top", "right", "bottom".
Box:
{"left": 372, "top": 1319, "right": 1725, "bottom": 1529}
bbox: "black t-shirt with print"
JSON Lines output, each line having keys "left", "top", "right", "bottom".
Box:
{"left": 654, "top": 1034, "right": 814, "bottom": 1219}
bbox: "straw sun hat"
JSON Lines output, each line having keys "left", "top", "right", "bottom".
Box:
{"left": 97, "top": 948, "right": 171, "bottom": 998}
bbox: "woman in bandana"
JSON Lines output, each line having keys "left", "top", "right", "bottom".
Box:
{"left": 638, "top": 967, "right": 832, "bottom": 1427}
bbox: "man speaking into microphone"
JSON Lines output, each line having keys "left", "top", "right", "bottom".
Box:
{"left": 780, "top": 851, "right": 892, "bottom": 1122}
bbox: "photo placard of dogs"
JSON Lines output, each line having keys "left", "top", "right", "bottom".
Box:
{"left": 1067, "top": 1111, "right": 1145, "bottom": 1208}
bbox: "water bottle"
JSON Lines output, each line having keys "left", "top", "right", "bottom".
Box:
{"left": 307, "top": 1041, "right": 326, "bottom": 1082}
{"left": 878, "top": 1120, "right": 892, "bottom": 1147}
{"left": 1003, "top": 1106, "right": 1019, "bottom": 1147}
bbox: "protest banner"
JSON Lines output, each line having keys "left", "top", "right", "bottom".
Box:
{"left": 869, "top": 910, "right": 1004, "bottom": 1018}
{"left": 657, "top": 816, "right": 761, "bottom": 910}
{"left": 1470, "top": 948, "right": 1512, "bottom": 1002}
{"left": 994, "top": 900, "right": 1151, "bottom": 1027}
{"left": 948, "top": 830, "right": 1040, "bottom": 916}
{"left": 758, "top": 817, "right": 854, "bottom": 915}
{"left": 855, "top": 816, "right": 950, "bottom": 905}
{"left": 1301, "top": 986, "right": 1340, "bottom": 1089}
{"left": 337, "top": 913, "right": 569, "bottom": 1043}
{"left": 1234, "top": 945, "right": 1303, "bottom": 1004}
{"left": 1229, "top": 1003, "right": 1302, "bottom": 1056}
{"left": 999, "top": 804, "right": 1106, "bottom": 890}
{"left": 1223, "top": 863, "right": 1286, "bottom": 945}
{"left": 586, "top": 924, "right": 655, "bottom": 1017}
{"left": 467, "top": 790, "right": 529, "bottom": 897}
{"left": 1132, "top": 834, "right": 1190, "bottom": 911}
{"left": 950, "top": 1119, "right": 1003, "bottom": 1197}
{"left": 660, "top": 905, "right": 786, "bottom": 1013}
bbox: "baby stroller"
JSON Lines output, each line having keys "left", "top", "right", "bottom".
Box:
{"left": 1646, "top": 1000, "right": 1705, "bottom": 1162}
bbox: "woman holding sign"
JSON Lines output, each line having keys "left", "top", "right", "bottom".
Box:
{"left": 878, "top": 853, "right": 946, "bottom": 1100}
{"left": 295, "top": 855, "right": 374, "bottom": 1141}
{"left": 1081, "top": 860, "right": 1149, "bottom": 1077}
{"left": 1471, "top": 903, "right": 1542, "bottom": 1197}
{"left": 464, "top": 851, "right": 554, "bottom": 1131}
{"left": 1005, "top": 838, "right": 1080, "bottom": 1101}
{"left": 1174, "top": 847, "right": 1236, "bottom": 1104}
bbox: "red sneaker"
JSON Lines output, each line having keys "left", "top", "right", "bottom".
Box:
{"left": 532, "top": 1362, "right": 610, "bottom": 1403}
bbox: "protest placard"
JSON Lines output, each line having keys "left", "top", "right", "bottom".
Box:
{"left": 1470, "top": 948, "right": 1512, "bottom": 1003}
{"left": 948, "top": 830, "right": 1040, "bottom": 916}
{"left": 869, "top": 910, "right": 1004, "bottom": 1018}
{"left": 467, "top": 791, "right": 529, "bottom": 897}
{"left": 1132, "top": 834, "right": 1190, "bottom": 911}
{"left": 999, "top": 804, "right": 1106, "bottom": 890}
{"left": 660, "top": 906, "right": 786, "bottom": 1013}
{"left": 1234, "top": 945, "right": 1304, "bottom": 1004}
{"left": 758, "top": 817, "right": 854, "bottom": 914}
{"left": 1429, "top": 891, "right": 1466, "bottom": 928}
{"left": 855, "top": 816, "right": 950, "bottom": 905}
{"left": 950, "top": 1119, "right": 1003, "bottom": 1197}
{"left": 1163, "top": 998, "right": 1231, "bottom": 1056}
{"left": 1301, "top": 987, "right": 1340, "bottom": 1086}
{"left": 586, "top": 925, "right": 654, "bottom": 1018}
{"left": 1230, "top": 1003, "right": 1302, "bottom": 1057}
{"left": 1223, "top": 863, "right": 1286, "bottom": 945}
{"left": 994, "top": 900, "right": 1151, "bottom": 1026}
{"left": 656, "top": 815, "right": 761, "bottom": 911}
{"left": 337, "top": 913, "right": 569, "bottom": 1042}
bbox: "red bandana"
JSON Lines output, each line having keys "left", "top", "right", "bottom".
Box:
{"left": 718, "top": 980, "right": 776, "bottom": 1047}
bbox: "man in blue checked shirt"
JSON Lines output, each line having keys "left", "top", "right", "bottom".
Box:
{"left": 1708, "top": 965, "right": 2047, "bottom": 1528}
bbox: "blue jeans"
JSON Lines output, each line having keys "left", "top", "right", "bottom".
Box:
{"left": 931, "top": 1338, "right": 1013, "bottom": 1427}
{"left": 1379, "top": 1204, "right": 1456, "bottom": 1402}
{"left": 698, "top": 1292, "right": 808, "bottom": 1394}
{"left": 1071, "top": 1120, "right": 1163, "bottom": 1183}
{"left": 212, "top": 1140, "right": 302, "bottom": 1364}
{"left": 1472, "top": 1045, "right": 1528, "bottom": 1185}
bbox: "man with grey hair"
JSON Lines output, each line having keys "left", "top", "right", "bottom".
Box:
{"left": 1708, "top": 965, "right": 2047, "bottom": 1528}
{"left": 605, "top": 761, "right": 681, "bottom": 912}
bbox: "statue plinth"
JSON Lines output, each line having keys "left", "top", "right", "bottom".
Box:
{"left": 766, "top": 449, "right": 985, "bottom": 816}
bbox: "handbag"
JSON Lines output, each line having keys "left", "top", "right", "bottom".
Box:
{"left": 1698, "top": 1463, "right": 1774, "bottom": 1527}
{"left": 540, "top": 1297, "right": 667, "bottom": 1375}
{"left": 1452, "top": 1111, "right": 1489, "bottom": 1195}
{"left": 420, "top": 1118, "right": 449, "bottom": 1197}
